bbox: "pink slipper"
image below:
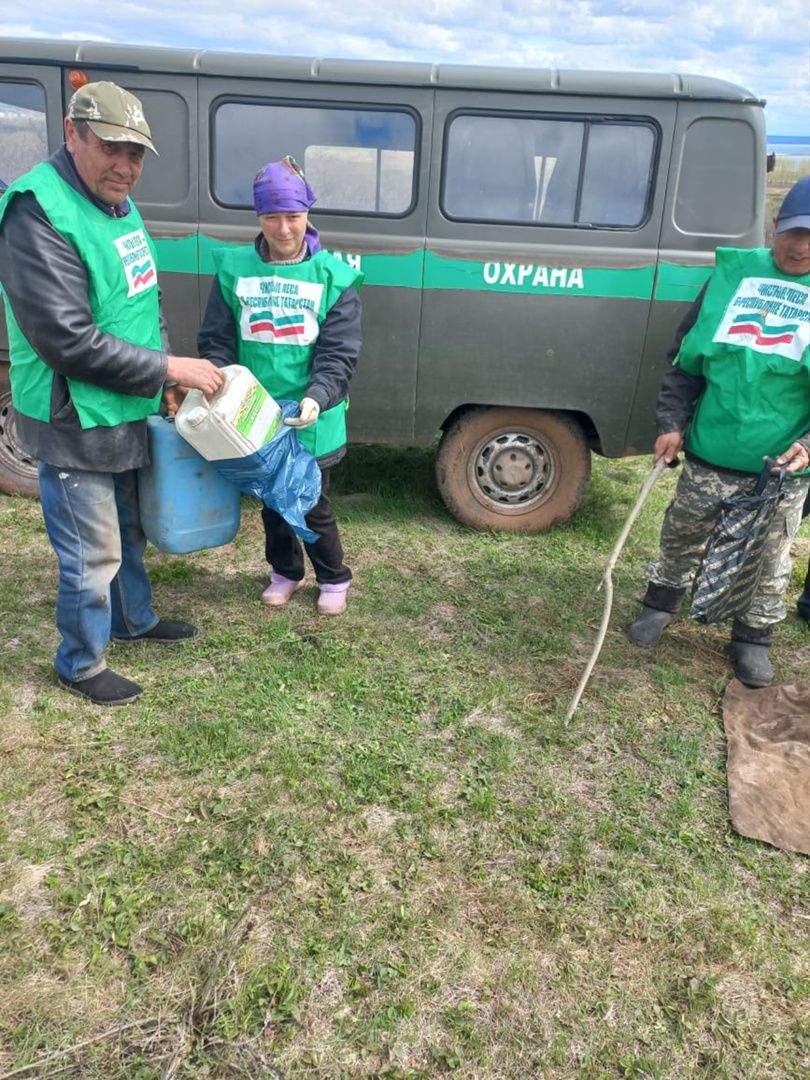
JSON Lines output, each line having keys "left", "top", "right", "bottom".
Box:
{"left": 317, "top": 581, "right": 350, "bottom": 616}
{"left": 261, "top": 573, "right": 304, "bottom": 608}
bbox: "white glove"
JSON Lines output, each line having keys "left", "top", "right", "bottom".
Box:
{"left": 283, "top": 396, "right": 321, "bottom": 429}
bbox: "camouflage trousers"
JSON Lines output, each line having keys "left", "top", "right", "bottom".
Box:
{"left": 646, "top": 457, "right": 810, "bottom": 628}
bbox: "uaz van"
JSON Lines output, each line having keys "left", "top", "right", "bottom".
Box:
{"left": 0, "top": 41, "right": 767, "bottom": 529}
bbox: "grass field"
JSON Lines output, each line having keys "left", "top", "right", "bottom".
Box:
{"left": 1, "top": 448, "right": 809, "bottom": 1079}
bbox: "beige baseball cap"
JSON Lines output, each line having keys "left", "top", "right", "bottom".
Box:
{"left": 67, "top": 81, "right": 158, "bottom": 155}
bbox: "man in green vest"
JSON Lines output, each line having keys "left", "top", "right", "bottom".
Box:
{"left": 626, "top": 175, "right": 810, "bottom": 687}
{"left": 0, "top": 82, "right": 224, "bottom": 705}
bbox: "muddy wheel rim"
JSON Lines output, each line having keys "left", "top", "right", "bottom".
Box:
{"left": 469, "top": 430, "right": 555, "bottom": 509}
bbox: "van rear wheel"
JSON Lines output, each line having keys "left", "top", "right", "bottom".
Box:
{"left": 0, "top": 385, "right": 39, "bottom": 497}
{"left": 436, "top": 406, "right": 590, "bottom": 532}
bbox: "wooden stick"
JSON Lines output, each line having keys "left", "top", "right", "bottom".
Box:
{"left": 565, "top": 457, "right": 668, "bottom": 722}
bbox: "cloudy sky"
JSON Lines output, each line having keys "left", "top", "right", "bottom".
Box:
{"left": 2, "top": 0, "right": 809, "bottom": 133}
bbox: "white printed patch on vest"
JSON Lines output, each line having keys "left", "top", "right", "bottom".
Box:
{"left": 113, "top": 229, "right": 157, "bottom": 297}
{"left": 713, "top": 276, "right": 809, "bottom": 362}
{"left": 236, "top": 276, "right": 324, "bottom": 346}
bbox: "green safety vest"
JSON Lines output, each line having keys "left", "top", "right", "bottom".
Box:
{"left": 0, "top": 162, "right": 163, "bottom": 428}
{"left": 676, "top": 247, "right": 810, "bottom": 473}
{"left": 213, "top": 245, "right": 363, "bottom": 458}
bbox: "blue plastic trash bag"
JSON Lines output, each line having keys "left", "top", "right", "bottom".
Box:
{"left": 213, "top": 401, "right": 322, "bottom": 543}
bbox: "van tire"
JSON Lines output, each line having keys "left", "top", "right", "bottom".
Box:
{"left": 0, "top": 385, "right": 39, "bottom": 497}
{"left": 436, "top": 406, "right": 590, "bottom": 532}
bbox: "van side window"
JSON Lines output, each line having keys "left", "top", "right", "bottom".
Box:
{"left": 443, "top": 113, "right": 655, "bottom": 227}
{"left": 212, "top": 102, "right": 417, "bottom": 215}
{"left": 123, "top": 89, "right": 190, "bottom": 206}
{"left": 674, "top": 118, "right": 758, "bottom": 236}
{"left": 0, "top": 82, "right": 47, "bottom": 190}
{"left": 580, "top": 124, "right": 655, "bottom": 226}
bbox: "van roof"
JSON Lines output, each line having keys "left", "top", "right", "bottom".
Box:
{"left": 1, "top": 38, "right": 764, "bottom": 104}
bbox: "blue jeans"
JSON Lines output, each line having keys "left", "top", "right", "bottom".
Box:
{"left": 38, "top": 463, "right": 158, "bottom": 681}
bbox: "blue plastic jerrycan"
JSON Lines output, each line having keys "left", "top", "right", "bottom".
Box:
{"left": 138, "top": 415, "right": 241, "bottom": 554}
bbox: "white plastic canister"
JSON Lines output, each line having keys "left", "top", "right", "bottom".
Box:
{"left": 175, "top": 365, "right": 282, "bottom": 461}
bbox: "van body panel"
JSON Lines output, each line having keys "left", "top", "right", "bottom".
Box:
{"left": 0, "top": 40, "right": 764, "bottom": 103}
{"left": 620, "top": 99, "right": 768, "bottom": 451}
{"left": 414, "top": 290, "right": 653, "bottom": 450}
{"left": 417, "top": 89, "right": 676, "bottom": 454}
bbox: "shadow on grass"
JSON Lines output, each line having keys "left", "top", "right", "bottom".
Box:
{"left": 331, "top": 443, "right": 447, "bottom": 520}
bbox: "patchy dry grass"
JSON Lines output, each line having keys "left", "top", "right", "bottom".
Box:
{"left": 1, "top": 449, "right": 809, "bottom": 1079}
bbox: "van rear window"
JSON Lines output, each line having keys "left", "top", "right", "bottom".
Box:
{"left": 443, "top": 113, "right": 655, "bottom": 228}
{"left": 212, "top": 102, "right": 417, "bottom": 215}
{"left": 0, "top": 82, "right": 47, "bottom": 190}
{"left": 674, "top": 118, "right": 758, "bottom": 236}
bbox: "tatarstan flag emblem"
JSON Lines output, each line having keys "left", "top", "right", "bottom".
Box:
{"left": 249, "top": 311, "right": 306, "bottom": 338}
{"left": 130, "top": 260, "right": 155, "bottom": 289}
{"left": 728, "top": 312, "right": 798, "bottom": 346}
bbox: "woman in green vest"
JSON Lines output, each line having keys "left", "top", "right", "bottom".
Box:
{"left": 198, "top": 157, "right": 363, "bottom": 615}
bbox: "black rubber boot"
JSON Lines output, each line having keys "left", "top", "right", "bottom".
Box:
{"left": 626, "top": 584, "right": 686, "bottom": 648}
{"left": 728, "top": 620, "right": 775, "bottom": 689}
{"left": 798, "top": 561, "right": 810, "bottom": 623}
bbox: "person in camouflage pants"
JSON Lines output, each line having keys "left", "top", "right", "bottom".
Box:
{"left": 627, "top": 175, "right": 810, "bottom": 688}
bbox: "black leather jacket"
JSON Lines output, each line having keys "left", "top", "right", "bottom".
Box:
{"left": 0, "top": 146, "right": 170, "bottom": 471}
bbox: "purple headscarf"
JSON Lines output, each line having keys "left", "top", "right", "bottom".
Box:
{"left": 253, "top": 156, "right": 321, "bottom": 255}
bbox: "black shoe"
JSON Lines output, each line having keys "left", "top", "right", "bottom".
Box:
{"left": 728, "top": 642, "right": 774, "bottom": 688}
{"left": 58, "top": 668, "right": 143, "bottom": 705}
{"left": 626, "top": 607, "right": 675, "bottom": 648}
{"left": 112, "top": 619, "right": 197, "bottom": 644}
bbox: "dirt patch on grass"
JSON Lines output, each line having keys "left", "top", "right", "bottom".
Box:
{"left": 462, "top": 705, "right": 519, "bottom": 738}
{"left": 0, "top": 861, "right": 56, "bottom": 925}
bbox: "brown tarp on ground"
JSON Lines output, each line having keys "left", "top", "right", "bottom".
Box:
{"left": 722, "top": 679, "right": 810, "bottom": 856}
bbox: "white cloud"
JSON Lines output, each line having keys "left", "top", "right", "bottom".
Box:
{"left": 0, "top": 23, "right": 51, "bottom": 36}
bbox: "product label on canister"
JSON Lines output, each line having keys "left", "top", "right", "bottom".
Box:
{"left": 233, "top": 384, "right": 281, "bottom": 447}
